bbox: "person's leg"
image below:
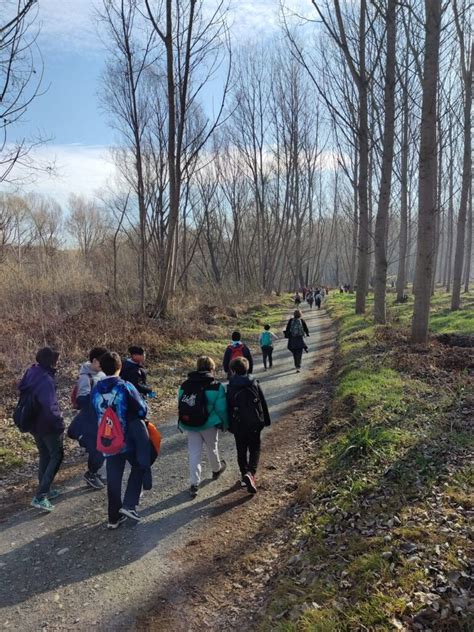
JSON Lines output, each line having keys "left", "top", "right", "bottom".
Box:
{"left": 32, "top": 434, "right": 49, "bottom": 494}
{"left": 88, "top": 448, "right": 105, "bottom": 474}
{"left": 248, "top": 431, "right": 262, "bottom": 475}
{"left": 123, "top": 459, "right": 144, "bottom": 510}
{"left": 262, "top": 347, "right": 268, "bottom": 369}
{"left": 106, "top": 454, "right": 126, "bottom": 523}
{"left": 234, "top": 433, "right": 249, "bottom": 479}
{"left": 268, "top": 347, "right": 273, "bottom": 368}
{"left": 187, "top": 430, "right": 204, "bottom": 486}
{"left": 36, "top": 433, "right": 64, "bottom": 498}
{"left": 201, "top": 426, "right": 221, "bottom": 473}
{"left": 294, "top": 349, "right": 303, "bottom": 369}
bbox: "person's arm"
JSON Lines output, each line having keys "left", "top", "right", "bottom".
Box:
{"left": 245, "top": 346, "right": 253, "bottom": 373}
{"left": 302, "top": 319, "right": 309, "bottom": 336}
{"left": 259, "top": 333, "right": 264, "bottom": 347}
{"left": 77, "top": 372, "right": 92, "bottom": 398}
{"left": 270, "top": 332, "right": 278, "bottom": 342}
{"left": 36, "top": 378, "right": 64, "bottom": 431}
{"left": 258, "top": 385, "right": 271, "bottom": 426}
{"left": 126, "top": 383, "right": 148, "bottom": 419}
{"left": 223, "top": 347, "right": 231, "bottom": 373}
{"left": 214, "top": 383, "right": 229, "bottom": 428}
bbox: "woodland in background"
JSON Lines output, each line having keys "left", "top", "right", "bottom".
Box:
{"left": 0, "top": 0, "right": 472, "bottom": 346}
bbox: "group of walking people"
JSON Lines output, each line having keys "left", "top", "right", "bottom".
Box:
{"left": 293, "top": 287, "right": 326, "bottom": 310}
{"left": 13, "top": 310, "right": 314, "bottom": 529}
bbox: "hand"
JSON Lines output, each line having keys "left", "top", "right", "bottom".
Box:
{"left": 148, "top": 391, "right": 157, "bottom": 399}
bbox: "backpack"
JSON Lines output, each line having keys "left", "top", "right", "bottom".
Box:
{"left": 71, "top": 373, "right": 93, "bottom": 410}
{"left": 13, "top": 389, "right": 40, "bottom": 433}
{"left": 178, "top": 380, "right": 210, "bottom": 427}
{"left": 228, "top": 344, "right": 244, "bottom": 363}
{"left": 230, "top": 383, "right": 265, "bottom": 433}
{"left": 290, "top": 318, "right": 304, "bottom": 337}
{"left": 260, "top": 331, "right": 272, "bottom": 347}
{"left": 96, "top": 389, "right": 126, "bottom": 455}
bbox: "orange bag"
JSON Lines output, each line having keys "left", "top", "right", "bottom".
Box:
{"left": 147, "top": 422, "right": 162, "bottom": 455}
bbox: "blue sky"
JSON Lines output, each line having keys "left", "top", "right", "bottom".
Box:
{"left": 6, "top": 0, "right": 310, "bottom": 205}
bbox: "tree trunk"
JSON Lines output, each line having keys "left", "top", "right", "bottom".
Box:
{"left": 373, "top": 0, "right": 397, "bottom": 324}
{"left": 396, "top": 56, "right": 409, "bottom": 303}
{"left": 411, "top": 0, "right": 441, "bottom": 344}
{"left": 464, "top": 180, "right": 472, "bottom": 292}
{"left": 451, "top": 39, "right": 473, "bottom": 310}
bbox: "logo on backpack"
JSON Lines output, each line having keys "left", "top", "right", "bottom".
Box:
{"left": 96, "top": 390, "right": 126, "bottom": 455}
{"left": 178, "top": 380, "right": 212, "bottom": 427}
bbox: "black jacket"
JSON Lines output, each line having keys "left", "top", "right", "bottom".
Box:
{"left": 226, "top": 374, "right": 271, "bottom": 431}
{"left": 120, "top": 359, "right": 152, "bottom": 396}
{"left": 284, "top": 318, "right": 309, "bottom": 351}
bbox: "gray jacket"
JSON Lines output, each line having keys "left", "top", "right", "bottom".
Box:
{"left": 77, "top": 362, "right": 105, "bottom": 398}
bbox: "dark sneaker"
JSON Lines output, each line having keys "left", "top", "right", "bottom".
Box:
{"left": 243, "top": 473, "right": 257, "bottom": 494}
{"left": 212, "top": 459, "right": 227, "bottom": 480}
{"left": 107, "top": 516, "right": 127, "bottom": 530}
{"left": 47, "top": 488, "right": 62, "bottom": 500}
{"left": 189, "top": 485, "right": 199, "bottom": 498}
{"left": 31, "top": 496, "right": 54, "bottom": 512}
{"left": 84, "top": 471, "right": 105, "bottom": 490}
{"left": 240, "top": 478, "right": 247, "bottom": 488}
{"left": 119, "top": 507, "right": 141, "bottom": 522}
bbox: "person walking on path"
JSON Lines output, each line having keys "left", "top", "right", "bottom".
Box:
{"left": 284, "top": 310, "right": 310, "bottom": 373}
{"left": 306, "top": 290, "right": 314, "bottom": 309}
{"left": 315, "top": 289, "right": 322, "bottom": 309}
{"left": 120, "top": 346, "right": 157, "bottom": 399}
{"left": 294, "top": 292, "right": 302, "bottom": 307}
{"left": 178, "top": 356, "right": 229, "bottom": 498}
{"left": 91, "top": 352, "right": 149, "bottom": 529}
{"left": 227, "top": 357, "right": 271, "bottom": 494}
{"left": 222, "top": 331, "right": 253, "bottom": 379}
{"left": 18, "top": 347, "right": 64, "bottom": 512}
{"left": 259, "top": 324, "right": 278, "bottom": 370}
{"left": 68, "top": 346, "right": 108, "bottom": 490}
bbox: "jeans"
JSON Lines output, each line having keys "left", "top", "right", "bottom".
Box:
{"left": 261, "top": 345, "right": 273, "bottom": 369}
{"left": 292, "top": 349, "right": 303, "bottom": 368}
{"left": 234, "top": 430, "right": 261, "bottom": 477}
{"left": 187, "top": 427, "right": 221, "bottom": 486}
{"left": 106, "top": 453, "right": 144, "bottom": 522}
{"left": 32, "top": 432, "right": 64, "bottom": 498}
{"left": 87, "top": 449, "right": 105, "bottom": 475}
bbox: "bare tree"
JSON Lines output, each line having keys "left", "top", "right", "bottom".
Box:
{"left": 411, "top": 0, "right": 442, "bottom": 344}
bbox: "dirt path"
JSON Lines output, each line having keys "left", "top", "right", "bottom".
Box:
{"left": 0, "top": 307, "right": 335, "bottom": 631}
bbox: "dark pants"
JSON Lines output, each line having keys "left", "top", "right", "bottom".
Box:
{"left": 234, "top": 431, "right": 261, "bottom": 477}
{"left": 292, "top": 349, "right": 303, "bottom": 369}
{"left": 106, "top": 453, "right": 144, "bottom": 522}
{"left": 261, "top": 345, "right": 273, "bottom": 369}
{"left": 87, "top": 448, "right": 105, "bottom": 474}
{"left": 32, "top": 432, "right": 64, "bottom": 498}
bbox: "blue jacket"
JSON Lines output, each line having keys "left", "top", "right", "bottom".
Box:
{"left": 127, "top": 419, "right": 157, "bottom": 490}
{"left": 18, "top": 364, "right": 64, "bottom": 435}
{"left": 91, "top": 377, "right": 148, "bottom": 456}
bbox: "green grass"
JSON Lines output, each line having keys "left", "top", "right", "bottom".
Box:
{"left": 263, "top": 289, "right": 472, "bottom": 630}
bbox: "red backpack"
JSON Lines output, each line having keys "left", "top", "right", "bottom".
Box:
{"left": 228, "top": 344, "right": 244, "bottom": 363}
{"left": 96, "top": 390, "right": 125, "bottom": 455}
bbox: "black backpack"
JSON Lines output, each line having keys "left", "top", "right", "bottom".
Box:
{"left": 230, "top": 383, "right": 265, "bottom": 433}
{"left": 13, "top": 389, "right": 40, "bottom": 433}
{"left": 178, "top": 380, "right": 211, "bottom": 427}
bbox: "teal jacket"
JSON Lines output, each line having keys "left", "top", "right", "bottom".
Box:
{"left": 178, "top": 371, "right": 229, "bottom": 432}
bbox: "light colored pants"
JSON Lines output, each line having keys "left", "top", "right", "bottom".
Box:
{"left": 187, "top": 427, "right": 221, "bottom": 486}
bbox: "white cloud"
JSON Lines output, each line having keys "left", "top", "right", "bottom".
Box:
{"left": 8, "top": 144, "right": 116, "bottom": 206}
{"left": 37, "top": 0, "right": 103, "bottom": 53}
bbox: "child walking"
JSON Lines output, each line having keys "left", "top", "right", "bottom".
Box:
{"left": 259, "top": 324, "right": 277, "bottom": 370}
{"left": 120, "top": 346, "right": 157, "bottom": 398}
{"left": 227, "top": 357, "right": 271, "bottom": 494}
